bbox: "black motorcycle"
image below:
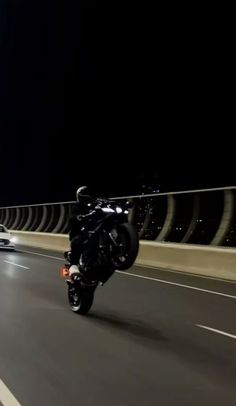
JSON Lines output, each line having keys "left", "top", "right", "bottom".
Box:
{"left": 63, "top": 198, "right": 139, "bottom": 315}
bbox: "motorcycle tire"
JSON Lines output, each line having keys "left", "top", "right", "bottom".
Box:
{"left": 68, "top": 284, "right": 94, "bottom": 315}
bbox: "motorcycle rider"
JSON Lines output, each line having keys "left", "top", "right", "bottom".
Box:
{"left": 68, "top": 186, "right": 98, "bottom": 277}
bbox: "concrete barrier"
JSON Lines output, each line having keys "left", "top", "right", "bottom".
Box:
{"left": 12, "top": 230, "right": 70, "bottom": 252}
{"left": 136, "top": 241, "right": 236, "bottom": 281}
{"left": 11, "top": 230, "right": 236, "bottom": 281}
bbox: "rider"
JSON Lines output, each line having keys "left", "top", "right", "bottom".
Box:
{"left": 68, "top": 186, "right": 97, "bottom": 277}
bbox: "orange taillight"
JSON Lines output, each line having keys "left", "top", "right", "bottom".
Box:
{"left": 60, "top": 266, "right": 69, "bottom": 278}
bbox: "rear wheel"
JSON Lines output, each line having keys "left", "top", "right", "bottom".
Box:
{"left": 67, "top": 284, "right": 94, "bottom": 315}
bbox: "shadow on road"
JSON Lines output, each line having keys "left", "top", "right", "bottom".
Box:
{"left": 88, "top": 311, "right": 167, "bottom": 344}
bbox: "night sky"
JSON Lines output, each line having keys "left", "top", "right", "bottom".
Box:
{"left": 0, "top": 2, "right": 234, "bottom": 206}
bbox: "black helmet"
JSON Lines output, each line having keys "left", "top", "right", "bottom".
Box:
{"left": 76, "top": 186, "right": 91, "bottom": 204}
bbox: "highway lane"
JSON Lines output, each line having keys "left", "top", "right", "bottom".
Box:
{"left": 0, "top": 247, "right": 236, "bottom": 406}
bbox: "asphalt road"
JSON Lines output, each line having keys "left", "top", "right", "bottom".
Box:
{"left": 0, "top": 246, "right": 236, "bottom": 406}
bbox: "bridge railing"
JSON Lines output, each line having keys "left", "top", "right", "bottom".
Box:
{"left": 1, "top": 186, "right": 236, "bottom": 247}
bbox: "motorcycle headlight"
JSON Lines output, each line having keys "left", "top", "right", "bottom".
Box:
{"left": 102, "top": 207, "right": 115, "bottom": 213}
{"left": 116, "top": 207, "right": 123, "bottom": 214}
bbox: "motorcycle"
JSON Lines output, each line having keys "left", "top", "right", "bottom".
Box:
{"left": 60, "top": 198, "right": 139, "bottom": 315}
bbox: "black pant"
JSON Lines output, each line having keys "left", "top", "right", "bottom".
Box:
{"left": 70, "top": 235, "right": 84, "bottom": 265}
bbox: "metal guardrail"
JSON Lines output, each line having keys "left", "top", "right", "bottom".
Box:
{"left": 0, "top": 186, "right": 236, "bottom": 247}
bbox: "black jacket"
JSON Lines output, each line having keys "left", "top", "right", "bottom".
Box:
{"left": 69, "top": 201, "right": 98, "bottom": 240}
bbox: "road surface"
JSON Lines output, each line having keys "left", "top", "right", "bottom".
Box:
{"left": 0, "top": 246, "right": 236, "bottom": 405}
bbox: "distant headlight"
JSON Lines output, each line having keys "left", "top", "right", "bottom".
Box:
{"left": 116, "top": 207, "right": 123, "bottom": 214}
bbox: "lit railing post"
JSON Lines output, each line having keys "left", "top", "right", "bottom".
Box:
{"left": 211, "top": 190, "right": 234, "bottom": 246}
{"left": 156, "top": 195, "right": 175, "bottom": 242}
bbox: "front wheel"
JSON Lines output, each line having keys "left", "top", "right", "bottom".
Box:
{"left": 111, "top": 223, "right": 139, "bottom": 271}
{"left": 67, "top": 284, "right": 94, "bottom": 315}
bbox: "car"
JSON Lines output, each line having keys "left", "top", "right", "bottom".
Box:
{"left": 0, "top": 224, "right": 16, "bottom": 250}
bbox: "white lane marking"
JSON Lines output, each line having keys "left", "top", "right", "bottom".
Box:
{"left": 0, "top": 379, "right": 22, "bottom": 406}
{"left": 116, "top": 271, "right": 236, "bottom": 300}
{"left": 135, "top": 264, "right": 236, "bottom": 285}
{"left": 4, "top": 261, "right": 30, "bottom": 270}
{"left": 19, "top": 249, "right": 63, "bottom": 261}
{"left": 196, "top": 324, "right": 236, "bottom": 340}
{"left": 18, "top": 249, "right": 236, "bottom": 299}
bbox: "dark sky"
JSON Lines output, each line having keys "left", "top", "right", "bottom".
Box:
{"left": 0, "top": 2, "right": 234, "bottom": 205}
